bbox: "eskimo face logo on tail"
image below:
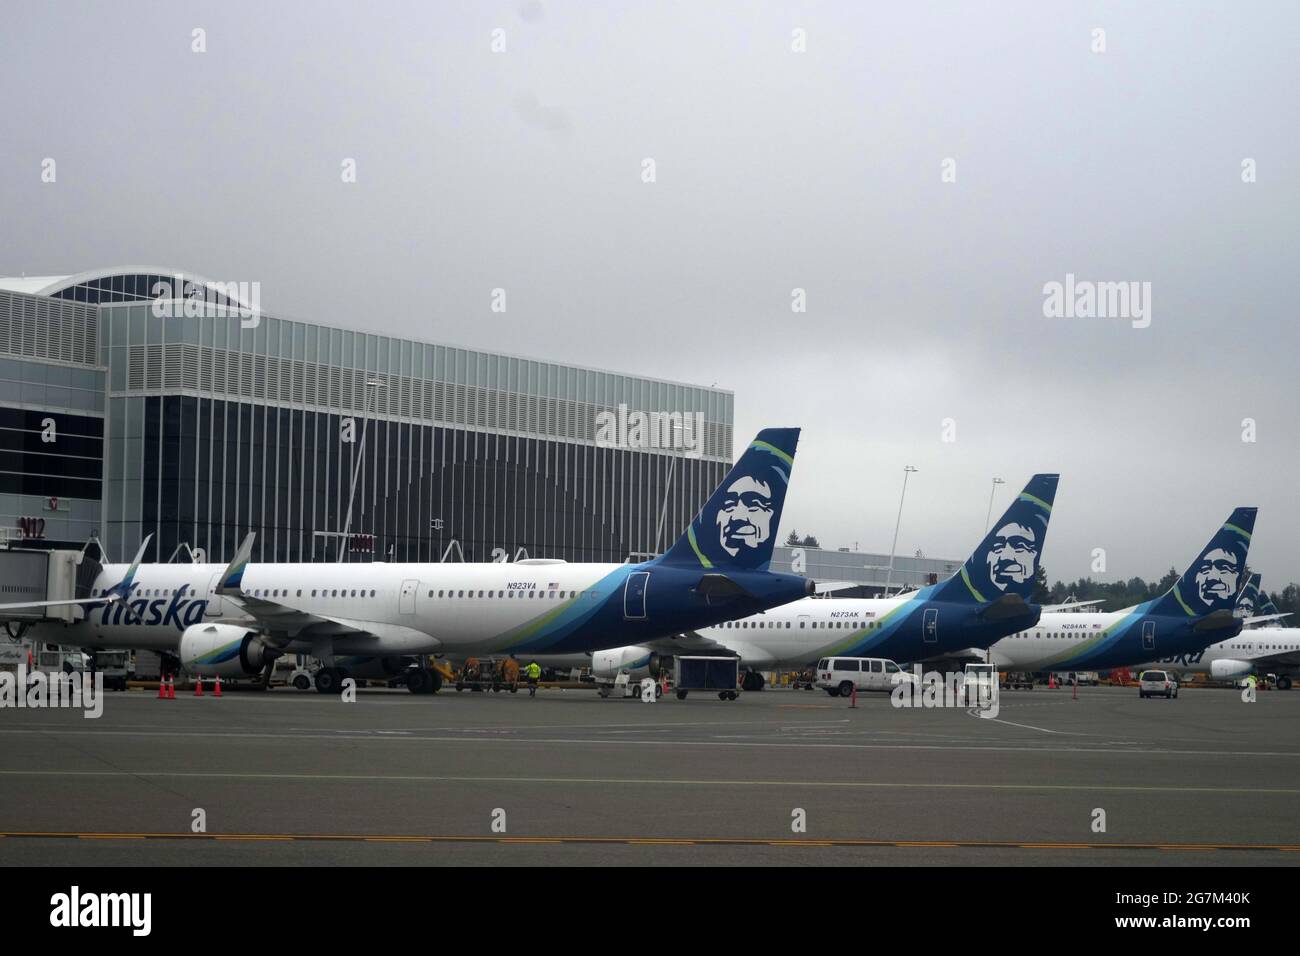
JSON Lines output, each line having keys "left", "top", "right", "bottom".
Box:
{"left": 984, "top": 522, "right": 1039, "bottom": 593}
{"left": 660, "top": 427, "right": 797, "bottom": 572}
{"left": 715, "top": 476, "right": 774, "bottom": 558}
{"left": 1192, "top": 547, "right": 1243, "bottom": 610}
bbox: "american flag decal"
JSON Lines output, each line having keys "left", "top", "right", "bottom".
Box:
{"left": 547, "top": 581, "right": 559, "bottom": 590}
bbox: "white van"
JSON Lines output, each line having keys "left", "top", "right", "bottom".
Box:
{"left": 815, "top": 657, "right": 914, "bottom": 697}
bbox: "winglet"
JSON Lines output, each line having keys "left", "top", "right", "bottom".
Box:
{"left": 216, "top": 533, "right": 256, "bottom": 594}
{"left": 118, "top": 534, "right": 152, "bottom": 593}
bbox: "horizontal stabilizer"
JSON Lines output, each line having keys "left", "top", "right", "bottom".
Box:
{"left": 695, "top": 574, "right": 754, "bottom": 599}
{"left": 977, "top": 592, "right": 1035, "bottom": 623}
{"left": 1193, "top": 608, "right": 1240, "bottom": 633}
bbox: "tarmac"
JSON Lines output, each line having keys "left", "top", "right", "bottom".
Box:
{"left": 2, "top": 680, "right": 1298, "bottom": 866}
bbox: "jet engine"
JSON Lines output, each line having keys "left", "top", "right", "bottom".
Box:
{"left": 180, "top": 623, "right": 281, "bottom": 678}
{"left": 1210, "top": 659, "right": 1252, "bottom": 680}
{"left": 591, "top": 645, "right": 662, "bottom": 681}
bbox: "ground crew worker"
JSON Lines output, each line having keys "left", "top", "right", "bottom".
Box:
{"left": 524, "top": 660, "right": 542, "bottom": 697}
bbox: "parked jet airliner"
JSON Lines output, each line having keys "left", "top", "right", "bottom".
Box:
{"left": 1133, "top": 575, "right": 1299, "bottom": 688}
{"left": 536, "top": 473, "right": 1060, "bottom": 682}
{"left": 1, "top": 429, "right": 814, "bottom": 693}
{"left": 984, "top": 508, "right": 1258, "bottom": 673}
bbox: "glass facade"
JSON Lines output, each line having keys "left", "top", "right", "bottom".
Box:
{"left": 0, "top": 291, "right": 105, "bottom": 548}
{"left": 132, "top": 395, "right": 724, "bottom": 564}
{"left": 0, "top": 274, "right": 736, "bottom": 564}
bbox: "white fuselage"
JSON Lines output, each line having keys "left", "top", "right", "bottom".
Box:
{"left": 536, "top": 593, "right": 917, "bottom": 673}
{"left": 1131, "top": 626, "right": 1300, "bottom": 676}
{"left": 31, "top": 560, "right": 628, "bottom": 657}
{"left": 985, "top": 612, "right": 1120, "bottom": 670}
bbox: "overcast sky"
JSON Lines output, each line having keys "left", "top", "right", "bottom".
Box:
{"left": 2, "top": 1, "right": 1297, "bottom": 586}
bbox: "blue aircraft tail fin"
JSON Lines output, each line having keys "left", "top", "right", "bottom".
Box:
{"left": 658, "top": 428, "right": 799, "bottom": 572}
{"left": 1258, "top": 591, "right": 1281, "bottom": 618}
{"left": 1148, "top": 507, "right": 1257, "bottom": 619}
{"left": 931, "top": 474, "right": 1059, "bottom": 605}
{"left": 1235, "top": 572, "right": 1262, "bottom": 618}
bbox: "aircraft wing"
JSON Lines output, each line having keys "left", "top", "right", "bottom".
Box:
{"left": 0, "top": 595, "right": 118, "bottom": 614}
{"left": 211, "top": 534, "right": 387, "bottom": 646}
{"left": 1251, "top": 648, "right": 1300, "bottom": 669}
{"left": 0, "top": 535, "right": 152, "bottom": 618}
{"left": 645, "top": 630, "right": 731, "bottom": 655}
{"left": 1041, "top": 599, "right": 1105, "bottom": 612}
{"left": 1244, "top": 613, "right": 1292, "bottom": 626}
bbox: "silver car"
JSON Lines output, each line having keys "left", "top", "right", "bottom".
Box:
{"left": 1138, "top": 670, "right": 1179, "bottom": 699}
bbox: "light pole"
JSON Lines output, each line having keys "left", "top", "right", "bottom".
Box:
{"left": 883, "top": 465, "right": 917, "bottom": 597}
{"left": 985, "top": 477, "right": 1005, "bottom": 533}
{"left": 338, "top": 380, "right": 387, "bottom": 562}
{"left": 653, "top": 422, "right": 686, "bottom": 556}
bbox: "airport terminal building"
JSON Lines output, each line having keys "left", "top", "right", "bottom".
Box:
{"left": 769, "top": 546, "right": 961, "bottom": 597}
{"left": 0, "top": 268, "right": 733, "bottom": 566}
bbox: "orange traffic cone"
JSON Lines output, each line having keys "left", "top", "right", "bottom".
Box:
{"left": 1048, "top": 674, "right": 1056, "bottom": 689}
{"left": 850, "top": 683, "right": 858, "bottom": 709}
{"left": 194, "top": 676, "right": 203, "bottom": 697}
{"left": 157, "top": 678, "right": 167, "bottom": 699}
{"left": 169, "top": 676, "right": 177, "bottom": 699}
{"left": 213, "top": 676, "right": 222, "bottom": 698}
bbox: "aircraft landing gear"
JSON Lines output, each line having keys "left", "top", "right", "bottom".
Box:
{"left": 314, "top": 667, "right": 349, "bottom": 694}
{"left": 406, "top": 667, "right": 443, "bottom": 695}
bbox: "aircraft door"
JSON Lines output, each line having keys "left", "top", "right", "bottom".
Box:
{"left": 400, "top": 579, "right": 418, "bottom": 615}
{"left": 923, "top": 608, "right": 939, "bottom": 644}
{"left": 624, "top": 572, "right": 649, "bottom": 621}
{"left": 204, "top": 572, "right": 224, "bottom": 617}
{"left": 1142, "top": 620, "right": 1155, "bottom": 651}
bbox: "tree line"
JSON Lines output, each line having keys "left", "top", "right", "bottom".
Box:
{"left": 1032, "top": 567, "right": 1299, "bottom": 625}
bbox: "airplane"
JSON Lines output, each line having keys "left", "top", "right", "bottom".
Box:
{"left": 1233, "top": 573, "right": 1291, "bottom": 629}
{"left": 1143, "top": 628, "right": 1300, "bottom": 690}
{"left": 985, "top": 507, "right": 1258, "bottom": 673}
{"left": 1137, "top": 574, "right": 1299, "bottom": 688}
{"left": 0, "top": 428, "right": 815, "bottom": 694}
{"left": 530, "top": 473, "right": 1061, "bottom": 687}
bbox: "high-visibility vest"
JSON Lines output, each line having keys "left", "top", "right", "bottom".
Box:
{"left": 526, "top": 664, "right": 541, "bottom": 679}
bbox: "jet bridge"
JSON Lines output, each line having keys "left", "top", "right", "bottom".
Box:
{"left": 0, "top": 547, "right": 100, "bottom": 625}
